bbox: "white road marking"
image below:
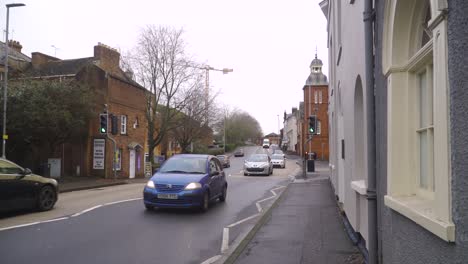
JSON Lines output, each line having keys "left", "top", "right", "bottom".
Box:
{"left": 39, "top": 217, "right": 69, "bottom": 224}
{"left": 221, "top": 227, "right": 230, "bottom": 253}
{"left": 199, "top": 255, "right": 222, "bottom": 264}
{"left": 256, "top": 196, "right": 276, "bottom": 208}
{"left": 70, "top": 205, "right": 102, "bottom": 217}
{"left": 256, "top": 202, "right": 262, "bottom": 212}
{"left": 216, "top": 184, "right": 287, "bottom": 258}
{"left": 0, "top": 221, "right": 40, "bottom": 232}
{"left": 226, "top": 213, "right": 260, "bottom": 228}
{"left": 103, "top": 198, "right": 142, "bottom": 206}
{"left": 0, "top": 197, "right": 145, "bottom": 232}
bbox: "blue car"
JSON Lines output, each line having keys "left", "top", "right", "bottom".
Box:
{"left": 143, "top": 154, "right": 228, "bottom": 212}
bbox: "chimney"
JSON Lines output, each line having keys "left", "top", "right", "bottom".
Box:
{"left": 124, "top": 69, "right": 134, "bottom": 80}
{"left": 8, "top": 40, "right": 22, "bottom": 53}
{"left": 31, "top": 52, "right": 60, "bottom": 69}
{"left": 94, "top": 42, "right": 120, "bottom": 72}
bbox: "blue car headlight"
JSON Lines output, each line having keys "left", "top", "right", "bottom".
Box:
{"left": 146, "top": 180, "right": 155, "bottom": 189}
{"left": 184, "top": 182, "right": 202, "bottom": 190}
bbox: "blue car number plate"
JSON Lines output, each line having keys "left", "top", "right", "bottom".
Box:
{"left": 157, "top": 193, "right": 178, "bottom": 199}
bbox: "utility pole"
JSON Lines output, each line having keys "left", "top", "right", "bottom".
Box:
{"left": 2, "top": 3, "right": 25, "bottom": 158}
{"left": 103, "top": 104, "right": 117, "bottom": 179}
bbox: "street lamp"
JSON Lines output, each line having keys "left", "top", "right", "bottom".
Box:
{"left": 2, "top": 3, "right": 25, "bottom": 158}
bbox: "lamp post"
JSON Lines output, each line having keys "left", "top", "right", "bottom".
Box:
{"left": 2, "top": 3, "right": 25, "bottom": 158}
{"left": 203, "top": 66, "right": 233, "bottom": 123}
{"left": 223, "top": 113, "right": 226, "bottom": 153}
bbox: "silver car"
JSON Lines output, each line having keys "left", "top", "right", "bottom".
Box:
{"left": 243, "top": 154, "right": 273, "bottom": 176}
{"left": 271, "top": 154, "right": 286, "bottom": 168}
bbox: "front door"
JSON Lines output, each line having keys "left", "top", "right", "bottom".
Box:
{"left": 129, "top": 149, "right": 136, "bottom": 179}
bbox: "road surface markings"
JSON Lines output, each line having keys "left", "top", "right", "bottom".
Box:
{"left": 200, "top": 255, "right": 222, "bottom": 264}
{"left": 226, "top": 213, "right": 260, "bottom": 228}
{"left": 39, "top": 217, "right": 69, "bottom": 224}
{"left": 209, "top": 184, "right": 287, "bottom": 263}
{"left": 103, "top": 198, "right": 142, "bottom": 206}
{"left": 0, "top": 198, "right": 143, "bottom": 232}
{"left": 70, "top": 205, "right": 102, "bottom": 217}
{"left": 0, "top": 221, "right": 41, "bottom": 232}
{"left": 221, "top": 227, "right": 230, "bottom": 253}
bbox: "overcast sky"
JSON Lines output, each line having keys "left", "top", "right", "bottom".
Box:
{"left": 3, "top": 0, "right": 328, "bottom": 135}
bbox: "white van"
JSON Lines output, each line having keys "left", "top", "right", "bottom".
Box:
{"left": 262, "top": 139, "right": 270, "bottom": 148}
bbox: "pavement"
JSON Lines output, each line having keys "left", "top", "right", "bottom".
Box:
{"left": 57, "top": 175, "right": 148, "bottom": 193}
{"left": 227, "top": 159, "right": 365, "bottom": 264}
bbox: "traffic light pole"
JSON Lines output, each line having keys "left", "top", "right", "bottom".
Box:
{"left": 103, "top": 105, "right": 117, "bottom": 179}
{"left": 106, "top": 133, "right": 117, "bottom": 179}
{"left": 302, "top": 134, "right": 313, "bottom": 179}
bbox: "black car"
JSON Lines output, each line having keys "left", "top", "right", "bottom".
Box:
{"left": 0, "top": 158, "right": 59, "bottom": 212}
{"left": 216, "top": 155, "right": 231, "bottom": 168}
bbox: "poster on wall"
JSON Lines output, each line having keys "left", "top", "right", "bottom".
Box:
{"left": 115, "top": 149, "right": 122, "bottom": 171}
{"left": 93, "top": 139, "right": 106, "bottom": 169}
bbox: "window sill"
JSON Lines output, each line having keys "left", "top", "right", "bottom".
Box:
{"left": 384, "top": 195, "right": 455, "bottom": 242}
{"left": 351, "top": 180, "right": 367, "bottom": 196}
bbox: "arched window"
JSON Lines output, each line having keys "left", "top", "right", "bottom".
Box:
{"left": 383, "top": 0, "right": 453, "bottom": 242}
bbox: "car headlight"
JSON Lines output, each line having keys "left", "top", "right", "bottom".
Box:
{"left": 185, "top": 182, "right": 202, "bottom": 190}
{"left": 146, "top": 180, "right": 155, "bottom": 189}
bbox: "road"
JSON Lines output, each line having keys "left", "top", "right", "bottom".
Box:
{"left": 0, "top": 146, "right": 301, "bottom": 264}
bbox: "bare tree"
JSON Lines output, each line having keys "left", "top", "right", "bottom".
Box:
{"left": 126, "top": 25, "right": 202, "bottom": 163}
{"left": 172, "top": 84, "right": 220, "bottom": 153}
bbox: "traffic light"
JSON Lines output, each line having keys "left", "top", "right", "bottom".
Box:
{"left": 99, "top": 113, "right": 108, "bottom": 134}
{"left": 308, "top": 115, "right": 316, "bottom": 134}
{"left": 111, "top": 114, "right": 118, "bottom": 135}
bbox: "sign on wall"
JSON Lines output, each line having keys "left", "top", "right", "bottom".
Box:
{"left": 93, "top": 139, "right": 106, "bottom": 169}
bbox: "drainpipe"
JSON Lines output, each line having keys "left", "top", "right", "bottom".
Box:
{"left": 364, "top": 0, "right": 377, "bottom": 263}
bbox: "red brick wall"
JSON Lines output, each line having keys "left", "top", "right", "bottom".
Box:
{"left": 85, "top": 67, "right": 148, "bottom": 179}
{"left": 303, "top": 85, "right": 329, "bottom": 160}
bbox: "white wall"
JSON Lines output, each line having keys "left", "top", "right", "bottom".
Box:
{"left": 325, "top": 0, "right": 369, "bottom": 243}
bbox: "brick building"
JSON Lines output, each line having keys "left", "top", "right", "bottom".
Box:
{"left": 22, "top": 43, "right": 149, "bottom": 178}
{"left": 302, "top": 53, "right": 329, "bottom": 160}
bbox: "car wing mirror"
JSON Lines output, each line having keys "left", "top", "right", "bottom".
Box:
{"left": 23, "top": 168, "right": 32, "bottom": 175}
{"left": 211, "top": 171, "right": 220, "bottom": 176}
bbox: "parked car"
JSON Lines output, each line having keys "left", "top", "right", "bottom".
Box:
{"left": 143, "top": 154, "right": 227, "bottom": 212}
{"left": 216, "top": 155, "right": 230, "bottom": 168}
{"left": 234, "top": 148, "right": 244, "bottom": 157}
{"left": 0, "top": 158, "right": 58, "bottom": 212}
{"left": 273, "top": 149, "right": 286, "bottom": 159}
{"left": 271, "top": 154, "right": 286, "bottom": 168}
{"left": 243, "top": 154, "right": 273, "bottom": 176}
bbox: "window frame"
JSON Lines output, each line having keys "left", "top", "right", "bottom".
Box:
{"left": 120, "top": 115, "right": 127, "bottom": 135}
{"left": 383, "top": 0, "right": 454, "bottom": 242}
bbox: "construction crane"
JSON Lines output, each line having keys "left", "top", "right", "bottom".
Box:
{"left": 192, "top": 65, "right": 233, "bottom": 123}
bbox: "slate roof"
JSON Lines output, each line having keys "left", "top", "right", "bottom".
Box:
{"left": 0, "top": 41, "right": 31, "bottom": 63}
{"left": 24, "top": 57, "right": 95, "bottom": 77}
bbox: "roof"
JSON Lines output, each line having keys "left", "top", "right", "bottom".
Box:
{"left": 22, "top": 56, "right": 144, "bottom": 89}
{"left": 0, "top": 41, "right": 31, "bottom": 63}
{"left": 305, "top": 73, "right": 328, "bottom": 86}
{"left": 24, "top": 57, "right": 95, "bottom": 77}
{"left": 265, "top": 133, "right": 280, "bottom": 137}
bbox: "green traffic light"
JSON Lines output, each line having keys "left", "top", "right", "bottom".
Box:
{"left": 101, "top": 128, "right": 106, "bottom": 133}
{"left": 309, "top": 128, "right": 314, "bottom": 133}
